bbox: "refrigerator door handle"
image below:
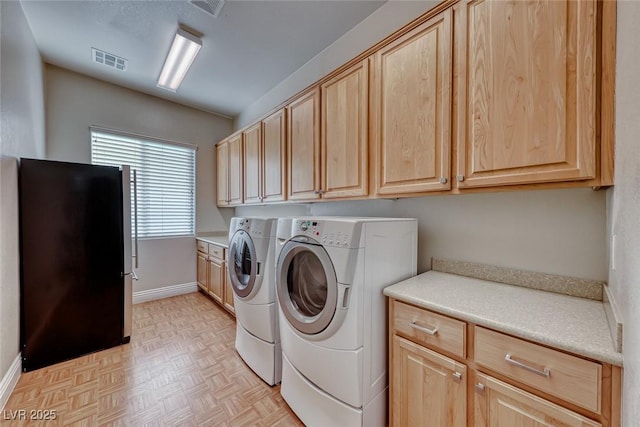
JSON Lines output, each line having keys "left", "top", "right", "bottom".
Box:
{"left": 132, "top": 169, "right": 139, "bottom": 269}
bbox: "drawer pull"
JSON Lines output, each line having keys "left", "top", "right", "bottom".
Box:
{"left": 409, "top": 321, "right": 438, "bottom": 336}
{"left": 505, "top": 353, "right": 551, "bottom": 378}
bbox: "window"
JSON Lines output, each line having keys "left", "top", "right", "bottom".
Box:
{"left": 91, "top": 128, "right": 196, "bottom": 238}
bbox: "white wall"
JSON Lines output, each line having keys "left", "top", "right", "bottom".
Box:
{"left": 607, "top": 2, "right": 640, "bottom": 424}
{"left": 0, "top": 0, "right": 46, "bottom": 401}
{"left": 45, "top": 65, "right": 233, "bottom": 292}
{"left": 238, "top": 188, "right": 607, "bottom": 280}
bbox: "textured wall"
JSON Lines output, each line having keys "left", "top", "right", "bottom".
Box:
{"left": 607, "top": 2, "right": 640, "bottom": 424}
{"left": 44, "top": 65, "right": 233, "bottom": 292}
{"left": 0, "top": 0, "right": 46, "bottom": 401}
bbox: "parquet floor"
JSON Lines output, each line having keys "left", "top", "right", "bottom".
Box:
{"left": 3, "top": 291, "right": 303, "bottom": 426}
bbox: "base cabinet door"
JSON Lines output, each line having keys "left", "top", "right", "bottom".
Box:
{"left": 222, "top": 262, "right": 234, "bottom": 314}
{"left": 392, "top": 335, "right": 466, "bottom": 427}
{"left": 197, "top": 252, "right": 208, "bottom": 292}
{"left": 474, "top": 373, "right": 601, "bottom": 427}
{"left": 208, "top": 259, "right": 223, "bottom": 304}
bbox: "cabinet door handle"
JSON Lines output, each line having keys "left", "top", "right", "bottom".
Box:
{"left": 456, "top": 175, "right": 465, "bottom": 182}
{"left": 452, "top": 372, "right": 462, "bottom": 382}
{"left": 505, "top": 354, "right": 551, "bottom": 378}
{"left": 475, "top": 383, "right": 485, "bottom": 392}
{"left": 409, "top": 321, "right": 438, "bottom": 336}
{"left": 313, "top": 190, "right": 320, "bottom": 194}
{"left": 439, "top": 176, "right": 448, "bottom": 184}
{"left": 319, "top": 189, "right": 326, "bottom": 194}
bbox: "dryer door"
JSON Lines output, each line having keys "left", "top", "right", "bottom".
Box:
{"left": 276, "top": 238, "right": 338, "bottom": 335}
{"left": 229, "top": 230, "right": 258, "bottom": 298}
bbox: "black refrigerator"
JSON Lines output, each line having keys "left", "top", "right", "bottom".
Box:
{"left": 19, "top": 159, "right": 134, "bottom": 372}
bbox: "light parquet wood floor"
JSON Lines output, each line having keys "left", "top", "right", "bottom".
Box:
{"left": 3, "top": 292, "right": 303, "bottom": 426}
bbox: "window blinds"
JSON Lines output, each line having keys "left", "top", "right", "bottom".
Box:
{"left": 91, "top": 129, "right": 196, "bottom": 239}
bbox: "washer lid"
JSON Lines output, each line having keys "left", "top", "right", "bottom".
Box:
{"left": 228, "top": 230, "right": 258, "bottom": 298}
{"left": 276, "top": 239, "right": 338, "bottom": 335}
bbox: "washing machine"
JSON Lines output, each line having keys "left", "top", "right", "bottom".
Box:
{"left": 228, "top": 217, "right": 281, "bottom": 385}
{"left": 275, "top": 217, "right": 417, "bottom": 426}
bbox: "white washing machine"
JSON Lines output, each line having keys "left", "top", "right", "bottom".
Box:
{"left": 275, "top": 217, "right": 417, "bottom": 426}
{"left": 228, "top": 217, "right": 281, "bottom": 385}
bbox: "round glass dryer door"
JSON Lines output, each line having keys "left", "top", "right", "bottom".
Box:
{"left": 276, "top": 239, "right": 338, "bottom": 335}
{"left": 228, "top": 230, "right": 257, "bottom": 298}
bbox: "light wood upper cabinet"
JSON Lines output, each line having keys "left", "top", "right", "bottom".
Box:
{"left": 392, "top": 335, "right": 466, "bottom": 427}
{"left": 321, "top": 59, "right": 369, "bottom": 199}
{"left": 455, "top": 0, "right": 597, "bottom": 188}
{"left": 474, "top": 373, "right": 601, "bottom": 427}
{"left": 262, "top": 109, "right": 287, "bottom": 202}
{"left": 373, "top": 9, "right": 452, "bottom": 196}
{"left": 243, "top": 123, "right": 262, "bottom": 205}
{"left": 287, "top": 88, "right": 321, "bottom": 201}
{"left": 227, "top": 133, "right": 244, "bottom": 205}
{"left": 216, "top": 141, "right": 229, "bottom": 206}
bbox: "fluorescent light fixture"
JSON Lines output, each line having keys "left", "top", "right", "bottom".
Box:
{"left": 157, "top": 28, "right": 202, "bottom": 92}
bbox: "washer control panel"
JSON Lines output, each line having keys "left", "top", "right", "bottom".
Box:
{"left": 232, "top": 218, "right": 271, "bottom": 238}
{"left": 293, "top": 219, "right": 359, "bottom": 248}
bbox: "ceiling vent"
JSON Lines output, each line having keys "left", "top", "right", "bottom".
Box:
{"left": 92, "top": 48, "right": 127, "bottom": 71}
{"left": 189, "top": 0, "right": 226, "bottom": 18}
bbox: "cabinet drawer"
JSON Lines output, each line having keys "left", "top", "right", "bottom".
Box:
{"left": 393, "top": 301, "right": 466, "bottom": 358}
{"left": 208, "top": 244, "right": 225, "bottom": 261}
{"left": 196, "top": 240, "right": 208, "bottom": 254}
{"left": 475, "top": 327, "right": 602, "bottom": 413}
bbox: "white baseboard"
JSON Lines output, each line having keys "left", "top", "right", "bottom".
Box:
{"left": 0, "top": 354, "right": 21, "bottom": 411}
{"left": 133, "top": 282, "right": 198, "bottom": 304}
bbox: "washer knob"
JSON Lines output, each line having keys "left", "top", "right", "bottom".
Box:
{"left": 300, "top": 222, "right": 309, "bottom": 231}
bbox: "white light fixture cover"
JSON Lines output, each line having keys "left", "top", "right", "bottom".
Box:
{"left": 157, "top": 28, "right": 202, "bottom": 92}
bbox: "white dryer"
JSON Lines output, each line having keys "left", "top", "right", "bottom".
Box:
{"left": 228, "top": 217, "right": 281, "bottom": 385}
{"left": 275, "top": 217, "right": 417, "bottom": 427}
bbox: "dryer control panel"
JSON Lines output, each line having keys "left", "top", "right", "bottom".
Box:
{"left": 293, "top": 219, "right": 361, "bottom": 249}
{"left": 232, "top": 218, "right": 274, "bottom": 238}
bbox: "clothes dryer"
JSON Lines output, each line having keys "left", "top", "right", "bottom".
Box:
{"left": 275, "top": 217, "right": 417, "bottom": 426}
{"left": 228, "top": 217, "right": 281, "bottom": 385}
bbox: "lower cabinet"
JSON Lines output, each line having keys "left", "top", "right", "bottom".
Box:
{"left": 474, "top": 372, "right": 601, "bottom": 427}
{"left": 389, "top": 299, "right": 620, "bottom": 427}
{"left": 223, "top": 263, "right": 234, "bottom": 314}
{"left": 392, "top": 335, "right": 466, "bottom": 427}
{"left": 208, "top": 257, "right": 223, "bottom": 304}
{"left": 196, "top": 239, "right": 234, "bottom": 317}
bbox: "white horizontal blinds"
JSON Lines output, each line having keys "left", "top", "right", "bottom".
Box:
{"left": 91, "top": 130, "right": 196, "bottom": 238}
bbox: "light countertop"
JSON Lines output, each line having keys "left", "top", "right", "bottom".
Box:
{"left": 196, "top": 234, "right": 228, "bottom": 248}
{"left": 383, "top": 271, "right": 623, "bottom": 367}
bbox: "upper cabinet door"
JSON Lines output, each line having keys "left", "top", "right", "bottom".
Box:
{"left": 456, "top": 0, "right": 596, "bottom": 188}
{"left": 287, "top": 88, "right": 321, "bottom": 201}
{"left": 216, "top": 141, "right": 229, "bottom": 206}
{"left": 227, "top": 133, "right": 244, "bottom": 205}
{"left": 262, "top": 108, "right": 287, "bottom": 203}
{"left": 373, "top": 9, "right": 452, "bottom": 196}
{"left": 321, "top": 59, "right": 369, "bottom": 199}
{"left": 243, "top": 123, "right": 262, "bottom": 205}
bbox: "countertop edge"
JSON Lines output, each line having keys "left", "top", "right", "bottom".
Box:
{"left": 196, "top": 235, "right": 229, "bottom": 248}
{"left": 384, "top": 288, "right": 624, "bottom": 367}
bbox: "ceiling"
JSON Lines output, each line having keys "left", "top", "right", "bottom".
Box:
{"left": 20, "top": 0, "right": 386, "bottom": 118}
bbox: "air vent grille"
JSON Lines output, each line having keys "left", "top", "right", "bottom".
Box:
{"left": 190, "top": 0, "right": 225, "bottom": 18}
{"left": 92, "top": 48, "right": 127, "bottom": 71}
